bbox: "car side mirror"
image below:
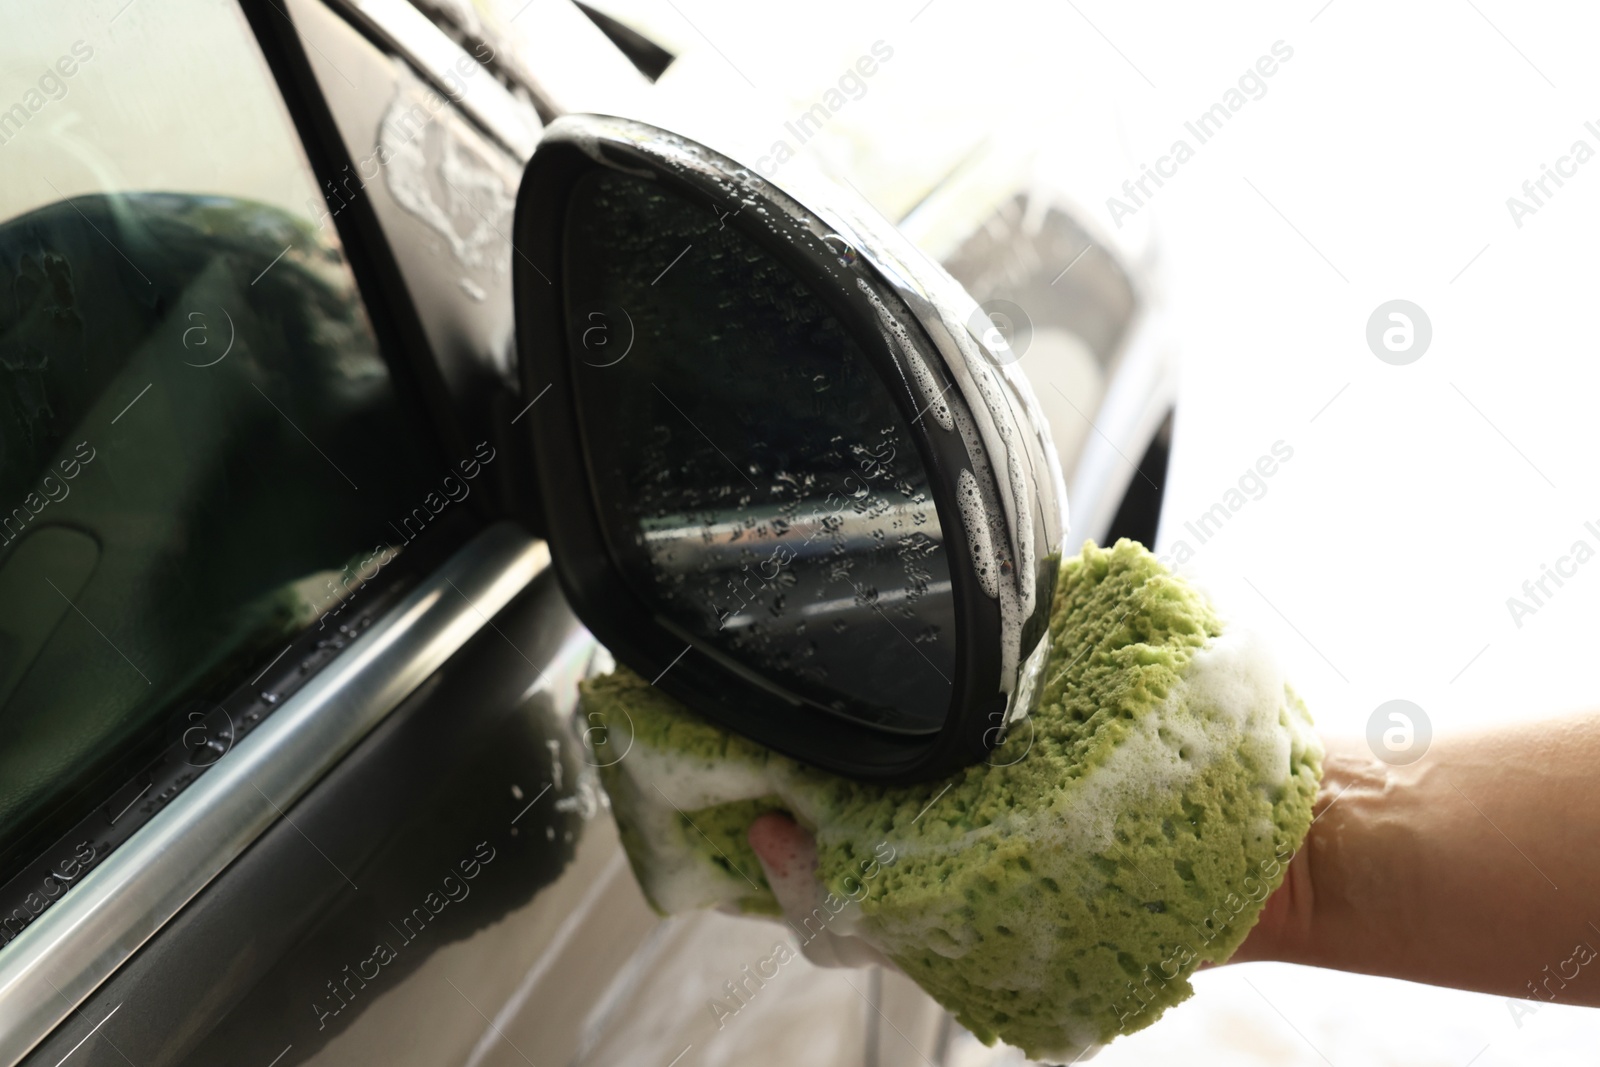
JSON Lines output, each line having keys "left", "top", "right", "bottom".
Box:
{"left": 512, "top": 114, "right": 1066, "bottom": 782}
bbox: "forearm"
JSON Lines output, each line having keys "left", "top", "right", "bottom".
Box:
{"left": 1241, "top": 720, "right": 1600, "bottom": 1005}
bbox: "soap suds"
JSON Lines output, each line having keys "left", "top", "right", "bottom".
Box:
{"left": 858, "top": 276, "right": 953, "bottom": 431}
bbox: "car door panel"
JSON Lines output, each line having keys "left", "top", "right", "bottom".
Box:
{"left": 16, "top": 523, "right": 623, "bottom": 1066}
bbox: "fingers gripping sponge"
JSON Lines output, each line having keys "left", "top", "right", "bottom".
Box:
{"left": 582, "top": 541, "right": 1323, "bottom": 1060}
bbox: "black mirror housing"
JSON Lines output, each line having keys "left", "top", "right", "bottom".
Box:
{"left": 513, "top": 114, "right": 1065, "bottom": 783}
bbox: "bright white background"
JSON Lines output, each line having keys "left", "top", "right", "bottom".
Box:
{"left": 549, "top": 2, "right": 1600, "bottom": 1062}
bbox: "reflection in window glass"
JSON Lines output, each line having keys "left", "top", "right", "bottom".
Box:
{"left": 0, "top": 1, "right": 441, "bottom": 885}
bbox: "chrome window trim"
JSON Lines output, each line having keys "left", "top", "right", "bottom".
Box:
{"left": 327, "top": 0, "right": 543, "bottom": 158}
{"left": 0, "top": 521, "right": 549, "bottom": 1067}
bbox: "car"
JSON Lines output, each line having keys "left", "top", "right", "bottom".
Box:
{"left": 0, "top": 1, "right": 1174, "bottom": 1063}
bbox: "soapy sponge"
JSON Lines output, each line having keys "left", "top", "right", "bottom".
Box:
{"left": 582, "top": 540, "right": 1322, "bottom": 1059}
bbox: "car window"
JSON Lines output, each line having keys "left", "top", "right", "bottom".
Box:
{"left": 0, "top": 1, "right": 442, "bottom": 909}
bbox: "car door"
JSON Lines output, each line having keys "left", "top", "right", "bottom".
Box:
{"left": 0, "top": 3, "right": 620, "bottom": 1065}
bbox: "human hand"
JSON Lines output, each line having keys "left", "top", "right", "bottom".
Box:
{"left": 747, "top": 811, "right": 896, "bottom": 970}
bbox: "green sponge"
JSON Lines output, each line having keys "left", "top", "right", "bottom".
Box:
{"left": 583, "top": 539, "right": 1323, "bottom": 1060}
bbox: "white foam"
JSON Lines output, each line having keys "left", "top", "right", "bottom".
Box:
{"left": 945, "top": 401, "right": 1032, "bottom": 696}
{"left": 857, "top": 277, "right": 953, "bottom": 431}
{"left": 608, "top": 622, "right": 1310, "bottom": 919}
{"left": 956, "top": 468, "right": 999, "bottom": 598}
{"left": 607, "top": 743, "right": 776, "bottom": 914}
{"left": 871, "top": 625, "right": 1300, "bottom": 864}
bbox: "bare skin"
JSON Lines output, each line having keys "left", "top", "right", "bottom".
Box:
{"left": 749, "top": 716, "right": 1600, "bottom": 1007}
{"left": 1231, "top": 720, "right": 1600, "bottom": 1006}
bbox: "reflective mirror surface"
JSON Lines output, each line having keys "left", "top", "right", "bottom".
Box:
{"left": 565, "top": 170, "right": 955, "bottom": 733}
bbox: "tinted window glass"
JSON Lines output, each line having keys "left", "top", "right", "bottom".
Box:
{"left": 0, "top": 2, "right": 441, "bottom": 883}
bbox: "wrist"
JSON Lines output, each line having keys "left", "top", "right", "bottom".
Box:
{"left": 1229, "top": 735, "right": 1380, "bottom": 965}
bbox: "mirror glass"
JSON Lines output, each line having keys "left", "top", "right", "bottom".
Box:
{"left": 564, "top": 169, "right": 955, "bottom": 734}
